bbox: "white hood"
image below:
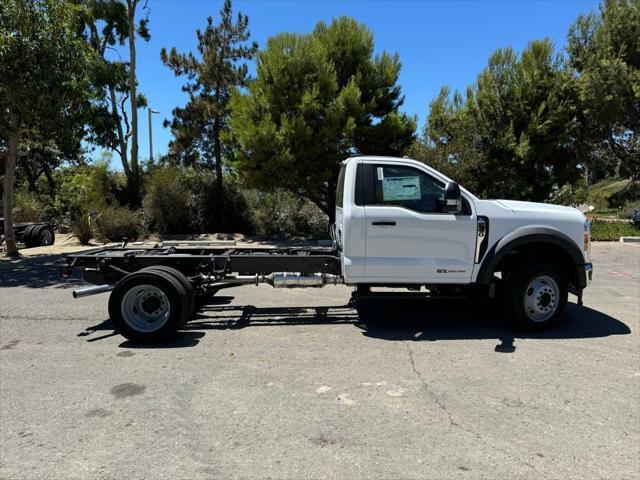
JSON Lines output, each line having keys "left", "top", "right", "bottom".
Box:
{"left": 495, "top": 199, "right": 580, "bottom": 215}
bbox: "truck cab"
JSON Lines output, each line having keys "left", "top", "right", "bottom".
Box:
{"left": 335, "top": 156, "right": 593, "bottom": 329}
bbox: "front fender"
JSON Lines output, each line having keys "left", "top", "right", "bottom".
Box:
{"left": 475, "top": 226, "right": 586, "bottom": 287}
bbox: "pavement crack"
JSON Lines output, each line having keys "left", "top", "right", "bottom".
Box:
{"left": 404, "top": 342, "right": 537, "bottom": 472}
{"left": 457, "top": 425, "right": 538, "bottom": 471}
{"left": 405, "top": 343, "right": 457, "bottom": 430}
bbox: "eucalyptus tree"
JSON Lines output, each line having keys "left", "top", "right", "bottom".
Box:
{"left": 1, "top": 0, "right": 93, "bottom": 257}
{"left": 78, "top": 0, "right": 150, "bottom": 204}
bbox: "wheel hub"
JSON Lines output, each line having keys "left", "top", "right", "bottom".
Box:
{"left": 141, "top": 296, "right": 162, "bottom": 314}
{"left": 40, "top": 229, "right": 52, "bottom": 245}
{"left": 121, "top": 284, "right": 170, "bottom": 332}
{"left": 523, "top": 275, "right": 559, "bottom": 322}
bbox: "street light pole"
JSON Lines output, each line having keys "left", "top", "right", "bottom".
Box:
{"left": 148, "top": 107, "right": 159, "bottom": 162}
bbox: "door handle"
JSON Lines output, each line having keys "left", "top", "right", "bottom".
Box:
{"left": 371, "top": 221, "right": 396, "bottom": 226}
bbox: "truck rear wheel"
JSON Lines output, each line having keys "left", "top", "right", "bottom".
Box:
{"left": 22, "top": 225, "right": 38, "bottom": 247}
{"left": 33, "top": 224, "right": 55, "bottom": 246}
{"left": 22, "top": 224, "right": 55, "bottom": 247}
{"left": 503, "top": 264, "right": 568, "bottom": 330}
{"left": 108, "top": 270, "right": 190, "bottom": 343}
{"left": 141, "top": 266, "right": 195, "bottom": 321}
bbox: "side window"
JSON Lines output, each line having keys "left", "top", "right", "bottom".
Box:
{"left": 335, "top": 164, "right": 346, "bottom": 208}
{"left": 371, "top": 164, "right": 445, "bottom": 214}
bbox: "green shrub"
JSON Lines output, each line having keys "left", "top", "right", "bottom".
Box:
{"left": 142, "top": 165, "right": 328, "bottom": 237}
{"left": 590, "top": 219, "right": 640, "bottom": 241}
{"left": 142, "top": 165, "right": 196, "bottom": 234}
{"left": 96, "top": 206, "right": 145, "bottom": 242}
{"left": 143, "top": 166, "right": 255, "bottom": 234}
{"left": 12, "top": 190, "right": 42, "bottom": 223}
{"left": 553, "top": 184, "right": 581, "bottom": 206}
{"left": 620, "top": 203, "right": 640, "bottom": 219}
{"left": 609, "top": 182, "right": 640, "bottom": 209}
{"left": 194, "top": 178, "right": 255, "bottom": 233}
{"left": 223, "top": 183, "right": 255, "bottom": 233}
{"left": 296, "top": 198, "right": 329, "bottom": 237}
{"left": 51, "top": 162, "right": 120, "bottom": 230}
{"left": 244, "top": 189, "right": 328, "bottom": 238}
{"left": 68, "top": 208, "right": 94, "bottom": 245}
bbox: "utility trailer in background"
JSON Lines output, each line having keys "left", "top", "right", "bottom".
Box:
{"left": 61, "top": 241, "right": 344, "bottom": 343}
{"left": 0, "top": 219, "right": 55, "bottom": 248}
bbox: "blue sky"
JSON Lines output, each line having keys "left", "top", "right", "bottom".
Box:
{"left": 101, "top": 0, "right": 600, "bottom": 164}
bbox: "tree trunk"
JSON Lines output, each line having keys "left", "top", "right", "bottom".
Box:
{"left": 43, "top": 163, "right": 56, "bottom": 198}
{"left": 109, "top": 85, "right": 130, "bottom": 177}
{"left": 213, "top": 114, "right": 224, "bottom": 230}
{"left": 21, "top": 157, "right": 38, "bottom": 193}
{"left": 127, "top": 0, "right": 140, "bottom": 204}
{"left": 3, "top": 132, "right": 19, "bottom": 257}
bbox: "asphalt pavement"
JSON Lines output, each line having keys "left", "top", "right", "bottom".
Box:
{"left": 0, "top": 242, "right": 638, "bottom": 479}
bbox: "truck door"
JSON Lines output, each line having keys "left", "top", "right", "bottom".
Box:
{"left": 362, "top": 162, "right": 477, "bottom": 283}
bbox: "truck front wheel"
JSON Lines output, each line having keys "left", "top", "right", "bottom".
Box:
{"left": 503, "top": 264, "right": 568, "bottom": 330}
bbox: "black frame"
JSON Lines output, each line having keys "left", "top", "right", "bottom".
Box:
{"left": 62, "top": 245, "right": 342, "bottom": 285}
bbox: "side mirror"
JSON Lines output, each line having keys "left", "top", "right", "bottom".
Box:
{"left": 443, "top": 181, "right": 462, "bottom": 213}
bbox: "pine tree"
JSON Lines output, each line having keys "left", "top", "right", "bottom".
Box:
{"left": 161, "top": 0, "right": 257, "bottom": 228}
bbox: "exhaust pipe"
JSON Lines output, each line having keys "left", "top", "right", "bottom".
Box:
{"left": 265, "top": 272, "right": 342, "bottom": 288}
{"left": 208, "top": 272, "right": 343, "bottom": 289}
{"left": 73, "top": 284, "right": 114, "bottom": 299}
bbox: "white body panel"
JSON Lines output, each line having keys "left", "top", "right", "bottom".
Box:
{"left": 363, "top": 205, "right": 476, "bottom": 282}
{"left": 335, "top": 159, "right": 366, "bottom": 280}
{"left": 335, "top": 156, "right": 589, "bottom": 285}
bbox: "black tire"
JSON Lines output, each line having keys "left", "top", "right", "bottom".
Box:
{"left": 503, "top": 263, "right": 568, "bottom": 331}
{"left": 30, "top": 225, "right": 45, "bottom": 245}
{"left": 141, "top": 268, "right": 191, "bottom": 326}
{"left": 141, "top": 266, "right": 196, "bottom": 321}
{"left": 34, "top": 225, "right": 55, "bottom": 246}
{"left": 22, "top": 224, "right": 38, "bottom": 247}
{"left": 108, "top": 270, "right": 190, "bottom": 343}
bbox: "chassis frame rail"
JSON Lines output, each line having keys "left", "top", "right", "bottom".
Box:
{"left": 61, "top": 244, "right": 342, "bottom": 285}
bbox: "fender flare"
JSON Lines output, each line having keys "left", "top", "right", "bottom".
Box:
{"left": 476, "top": 227, "right": 585, "bottom": 286}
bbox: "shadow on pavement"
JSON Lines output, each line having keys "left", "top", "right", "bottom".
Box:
{"left": 119, "top": 332, "right": 206, "bottom": 349}
{"left": 0, "top": 253, "right": 84, "bottom": 289}
{"left": 351, "top": 300, "right": 631, "bottom": 342}
{"left": 79, "top": 295, "right": 631, "bottom": 351}
{"left": 192, "top": 298, "right": 630, "bottom": 347}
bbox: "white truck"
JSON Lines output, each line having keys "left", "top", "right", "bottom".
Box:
{"left": 63, "top": 156, "right": 593, "bottom": 343}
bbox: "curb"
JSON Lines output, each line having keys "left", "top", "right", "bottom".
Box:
{"left": 619, "top": 237, "right": 640, "bottom": 243}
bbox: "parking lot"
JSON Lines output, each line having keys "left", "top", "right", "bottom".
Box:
{"left": 1, "top": 242, "right": 638, "bottom": 479}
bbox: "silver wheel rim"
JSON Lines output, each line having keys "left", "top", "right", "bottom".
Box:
{"left": 40, "top": 229, "right": 52, "bottom": 245}
{"left": 523, "top": 275, "right": 559, "bottom": 322}
{"left": 121, "top": 284, "right": 170, "bottom": 333}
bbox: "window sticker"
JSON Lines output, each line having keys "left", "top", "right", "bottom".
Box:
{"left": 377, "top": 167, "right": 384, "bottom": 180}
{"left": 382, "top": 176, "right": 421, "bottom": 201}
